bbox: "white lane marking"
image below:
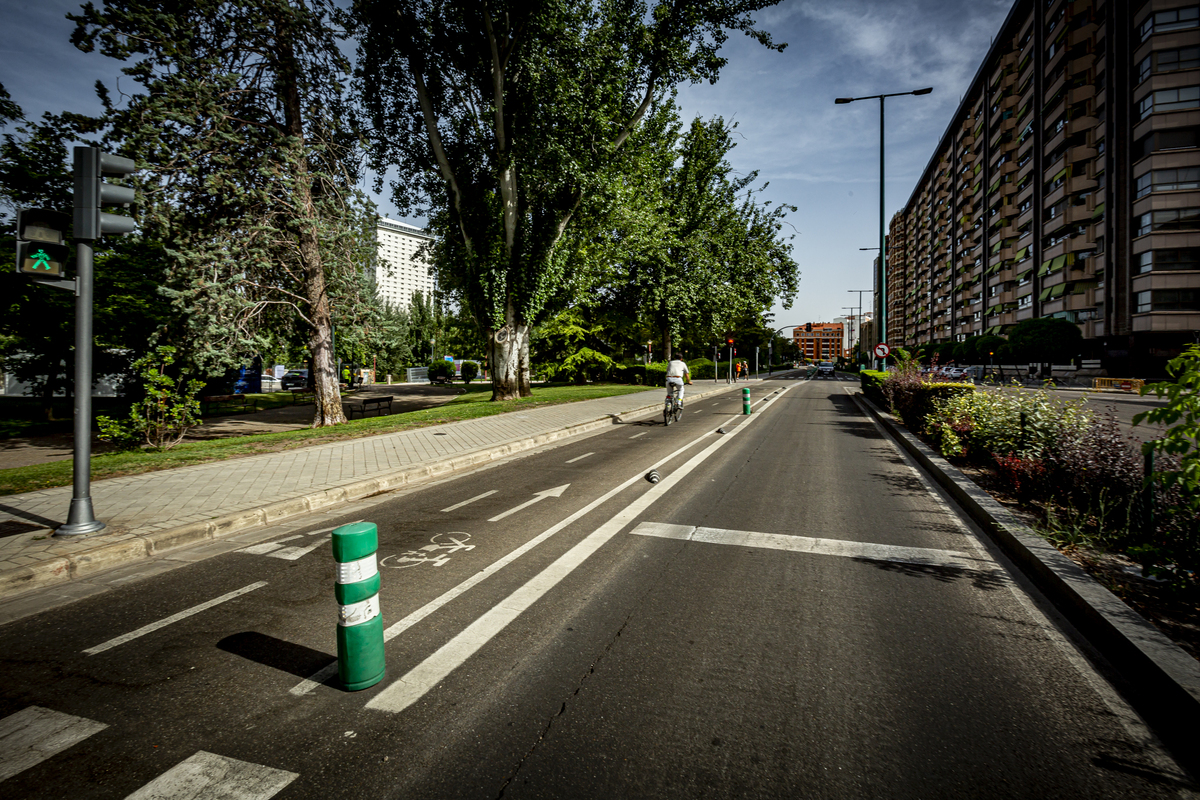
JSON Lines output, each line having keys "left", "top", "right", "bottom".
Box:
{"left": 125, "top": 751, "right": 297, "bottom": 800}
{"left": 0, "top": 706, "right": 108, "bottom": 782}
{"left": 628, "top": 432, "right": 647, "bottom": 439}
{"left": 270, "top": 534, "right": 331, "bottom": 561}
{"left": 845, "top": 387, "right": 1196, "bottom": 786}
{"left": 488, "top": 484, "right": 570, "bottom": 522}
{"left": 290, "top": 390, "right": 787, "bottom": 697}
{"left": 565, "top": 452, "right": 594, "bottom": 464}
{"left": 630, "top": 522, "right": 975, "bottom": 569}
{"left": 240, "top": 535, "right": 303, "bottom": 555}
{"left": 364, "top": 386, "right": 792, "bottom": 714}
{"left": 83, "top": 582, "right": 268, "bottom": 656}
{"left": 441, "top": 490, "right": 498, "bottom": 512}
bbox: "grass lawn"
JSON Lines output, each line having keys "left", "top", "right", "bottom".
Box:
{"left": 0, "top": 383, "right": 655, "bottom": 496}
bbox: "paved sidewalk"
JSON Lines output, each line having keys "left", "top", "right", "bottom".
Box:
{"left": 0, "top": 382, "right": 745, "bottom": 600}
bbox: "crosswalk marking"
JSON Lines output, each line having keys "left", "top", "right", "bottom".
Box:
{"left": 270, "top": 535, "right": 331, "bottom": 561}
{"left": 83, "top": 582, "right": 268, "bottom": 655}
{"left": 240, "top": 535, "right": 303, "bottom": 555}
{"left": 441, "top": 490, "right": 497, "bottom": 512}
{"left": 629, "top": 522, "right": 975, "bottom": 569}
{"left": 125, "top": 751, "right": 297, "bottom": 800}
{"left": 0, "top": 706, "right": 108, "bottom": 782}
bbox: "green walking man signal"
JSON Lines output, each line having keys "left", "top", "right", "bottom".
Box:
{"left": 15, "top": 208, "right": 71, "bottom": 279}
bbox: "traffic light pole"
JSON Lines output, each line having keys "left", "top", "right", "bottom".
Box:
{"left": 57, "top": 239, "right": 104, "bottom": 536}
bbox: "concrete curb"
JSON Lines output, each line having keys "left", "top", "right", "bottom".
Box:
{"left": 0, "top": 384, "right": 734, "bottom": 602}
{"left": 855, "top": 393, "right": 1200, "bottom": 757}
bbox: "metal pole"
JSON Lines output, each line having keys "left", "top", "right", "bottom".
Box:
{"left": 57, "top": 240, "right": 104, "bottom": 536}
{"left": 727, "top": 347, "right": 732, "bottom": 383}
{"left": 879, "top": 96, "right": 887, "bottom": 350}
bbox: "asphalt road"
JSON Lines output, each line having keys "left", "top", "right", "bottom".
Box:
{"left": 0, "top": 374, "right": 1193, "bottom": 799}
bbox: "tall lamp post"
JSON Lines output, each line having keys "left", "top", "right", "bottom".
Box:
{"left": 835, "top": 87, "right": 932, "bottom": 351}
{"left": 849, "top": 288, "right": 871, "bottom": 365}
{"left": 842, "top": 306, "right": 858, "bottom": 364}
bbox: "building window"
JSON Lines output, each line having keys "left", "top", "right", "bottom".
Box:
{"left": 1136, "top": 290, "right": 1152, "bottom": 313}
{"left": 1143, "top": 289, "right": 1200, "bottom": 311}
{"left": 1136, "top": 167, "right": 1200, "bottom": 197}
{"left": 1137, "top": 207, "right": 1200, "bottom": 236}
{"left": 1138, "top": 248, "right": 1200, "bottom": 273}
{"left": 1140, "top": 47, "right": 1200, "bottom": 84}
{"left": 1138, "top": 86, "right": 1200, "bottom": 119}
{"left": 1140, "top": 6, "right": 1200, "bottom": 40}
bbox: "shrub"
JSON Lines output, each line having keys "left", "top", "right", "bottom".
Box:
{"left": 688, "top": 358, "right": 716, "bottom": 380}
{"left": 427, "top": 360, "right": 454, "bottom": 381}
{"left": 460, "top": 361, "right": 479, "bottom": 384}
{"left": 860, "top": 370, "right": 888, "bottom": 406}
{"left": 96, "top": 346, "right": 203, "bottom": 451}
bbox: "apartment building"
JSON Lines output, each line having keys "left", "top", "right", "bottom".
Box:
{"left": 887, "top": 0, "right": 1199, "bottom": 375}
{"left": 375, "top": 217, "right": 436, "bottom": 309}
{"left": 794, "top": 322, "right": 845, "bottom": 361}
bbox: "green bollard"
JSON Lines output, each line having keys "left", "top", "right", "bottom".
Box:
{"left": 332, "top": 521, "right": 385, "bottom": 691}
{"left": 742, "top": 387, "right": 751, "bottom": 415}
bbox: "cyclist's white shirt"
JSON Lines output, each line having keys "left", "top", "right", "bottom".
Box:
{"left": 665, "top": 359, "right": 689, "bottom": 379}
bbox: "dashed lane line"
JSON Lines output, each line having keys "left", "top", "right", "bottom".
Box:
{"left": 565, "top": 452, "right": 594, "bottom": 464}
{"left": 441, "top": 491, "right": 498, "bottom": 512}
{"left": 82, "top": 582, "right": 268, "bottom": 655}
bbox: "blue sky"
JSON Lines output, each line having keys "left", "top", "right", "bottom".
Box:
{"left": 0, "top": 0, "right": 1014, "bottom": 333}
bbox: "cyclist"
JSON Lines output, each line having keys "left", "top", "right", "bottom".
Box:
{"left": 665, "top": 352, "right": 691, "bottom": 408}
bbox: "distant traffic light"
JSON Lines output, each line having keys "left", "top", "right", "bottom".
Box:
{"left": 15, "top": 208, "right": 71, "bottom": 278}
{"left": 726, "top": 335, "right": 734, "bottom": 345}
{"left": 74, "top": 146, "right": 137, "bottom": 240}
{"left": 805, "top": 323, "right": 812, "bottom": 332}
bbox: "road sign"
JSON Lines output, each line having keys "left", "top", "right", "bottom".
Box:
{"left": 874, "top": 343, "right": 891, "bottom": 359}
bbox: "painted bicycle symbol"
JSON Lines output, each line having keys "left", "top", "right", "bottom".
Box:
{"left": 380, "top": 532, "right": 475, "bottom": 569}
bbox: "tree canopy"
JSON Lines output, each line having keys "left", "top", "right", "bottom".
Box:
{"left": 351, "top": 0, "right": 786, "bottom": 399}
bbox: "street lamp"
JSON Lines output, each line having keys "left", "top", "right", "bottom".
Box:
{"left": 843, "top": 306, "right": 857, "bottom": 362}
{"left": 849, "top": 289, "right": 871, "bottom": 364}
{"left": 836, "top": 87, "right": 932, "bottom": 350}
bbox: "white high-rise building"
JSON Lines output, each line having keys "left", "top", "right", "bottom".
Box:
{"left": 375, "top": 217, "right": 436, "bottom": 308}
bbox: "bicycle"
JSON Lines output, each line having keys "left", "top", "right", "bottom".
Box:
{"left": 663, "top": 382, "right": 683, "bottom": 425}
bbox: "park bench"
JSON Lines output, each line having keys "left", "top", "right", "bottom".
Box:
{"left": 345, "top": 396, "right": 393, "bottom": 419}
{"left": 289, "top": 388, "right": 315, "bottom": 405}
{"left": 201, "top": 394, "right": 254, "bottom": 415}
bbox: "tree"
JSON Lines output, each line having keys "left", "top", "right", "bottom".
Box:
{"left": 1004, "top": 317, "right": 1083, "bottom": 365}
{"left": 351, "top": 0, "right": 785, "bottom": 400}
{"left": 71, "top": 0, "right": 372, "bottom": 427}
{"left": 595, "top": 111, "right": 797, "bottom": 361}
{"left": 0, "top": 89, "right": 171, "bottom": 418}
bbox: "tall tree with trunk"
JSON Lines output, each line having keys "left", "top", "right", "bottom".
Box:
{"left": 70, "top": 0, "right": 372, "bottom": 426}
{"left": 351, "top": 0, "right": 785, "bottom": 400}
{"left": 596, "top": 113, "right": 798, "bottom": 360}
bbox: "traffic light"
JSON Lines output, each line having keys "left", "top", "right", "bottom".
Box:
{"left": 726, "top": 335, "right": 734, "bottom": 346}
{"left": 805, "top": 323, "right": 812, "bottom": 332}
{"left": 15, "top": 208, "right": 71, "bottom": 278}
{"left": 74, "top": 146, "right": 137, "bottom": 240}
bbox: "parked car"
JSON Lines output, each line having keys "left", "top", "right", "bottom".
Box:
{"left": 281, "top": 370, "right": 308, "bottom": 390}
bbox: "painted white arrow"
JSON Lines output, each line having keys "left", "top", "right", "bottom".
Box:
{"left": 488, "top": 484, "right": 570, "bottom": 522}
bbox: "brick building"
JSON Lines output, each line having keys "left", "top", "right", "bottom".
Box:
{"left": 794, "top": 322, "right": 845, "bottom": 361}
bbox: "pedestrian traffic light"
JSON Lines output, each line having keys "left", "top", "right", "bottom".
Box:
{"left": 74, "top": 146, "right": 137, "bottom": 241}
{"left": 15, "top": 208, "right": 71, "bottom": 278}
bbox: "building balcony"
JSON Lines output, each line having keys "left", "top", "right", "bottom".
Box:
{"left": 1044, "top": 72, "right": 1066, "bottom": 105}
{"left": 1068, "top": 173, "right": 1098, "bottom": 193}
{"left": 1068, "top": 84, "right": 1096, "bottom": 105}
{"left": 1068, "top": 53, "right": 1096, "bottom": 76}
{"left": 1068, "top": 115, "right": 1099, "bottom": 135}
{"left": 1068, "top": 22, "right": 1097, "bottom": 47}
{"left": 1044, "top": 125, "right": 1067, "bottom": 154}
{"left": 1067, "top": 143, "right": 1098, "bottom": 163}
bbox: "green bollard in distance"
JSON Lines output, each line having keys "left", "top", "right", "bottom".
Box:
{"left": 742, "top": 387, "right": 751, "bottom": 415}
{"left": 332, "top": 521, "right": 385, "bottom": 691}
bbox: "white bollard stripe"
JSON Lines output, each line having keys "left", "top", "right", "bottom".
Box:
{"left": 125, "top": 751, "right": 297, "bottom": 800}
{"left": 339, "top": 595, "right": 380, "bottom": 627}
{"left": 0, "top": 706, "right": 109, "bottom": 782}
{"left": 335, "top": 553, "right": 378, "bottom": 584}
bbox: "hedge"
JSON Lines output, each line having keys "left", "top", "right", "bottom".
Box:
{"left": 860, "top": 370, "right": 888, "bottom": 406}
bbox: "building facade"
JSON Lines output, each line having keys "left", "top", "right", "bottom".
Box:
{"left": 794, "top": 322, "right": 845, "bottom": 361}
{"left": 886, "top": 0, "right": 1199, "bottom": 375}
{"left": 375, "top": 217, "right": 436, "bottom": 308}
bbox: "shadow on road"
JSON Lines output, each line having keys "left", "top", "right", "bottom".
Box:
{"left": 852, "top": 557, "right": 1010, "bottom": 592}
{"left": 217, "top": 631, "right": 333, "bottom": 679}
